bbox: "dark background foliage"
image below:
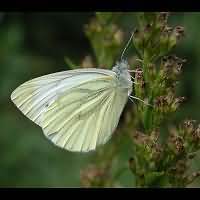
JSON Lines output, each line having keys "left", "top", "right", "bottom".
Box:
{"left": 1, "top": 12, "right": 200, "bottom": 186}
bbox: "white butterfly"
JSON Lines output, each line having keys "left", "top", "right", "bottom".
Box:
{"left": 11, "top": 59, "right": 139, "bottom": 152}
{"left": 10, "top": 33, "right": 148, "bottom": 152}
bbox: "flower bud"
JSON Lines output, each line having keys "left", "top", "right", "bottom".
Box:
{"left": 81, "top": 56, "right": 94, "bottom": 68}
{"left": 134, "top": 67, "right": 145, "bottom": 98}
{"left": 154, "top": 96, "right": 168, "bottom": 113}
{"left": 135, "top": 68, "right": 145, "bottom": 87}
{"left": 195, "top": 124, "right": 200, "bottom": 139}
{"left": 168, "top": 26, "right": 185, "bottom": 51}
{"left": 191, "top": 124, "right": 200, "bottom": 142}
{"left": 132, "top": 130, "right": 150, "bottom": 145}
{"left": 158, "top": 12, "right": 170, "bottom": 25}
{"left": 183, "top": 119, "right": 196, "bottom": 135}
{"left": 85, "top": 18, "right": 102, "bottom": 35}
{"left": 154, "top": 13, "right": 169, "bottom": 32}
{"left": 161, "top": 55, "right": 186, "bottom": 81}
{"left": 174, "top": 26, "right": 185, "bottom": 40}
{"left": 114, "top": 29, "right": 124, "bottom": 45}
{"left": 168, "top": 130, "right": 185, "bottom": 155}
{"left": 171, "top": 96, "right": 186, "bottom": 112}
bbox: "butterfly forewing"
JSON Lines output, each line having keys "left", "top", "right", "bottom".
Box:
{"left": 11, "top": 69, "right": 115, "bottom": 126}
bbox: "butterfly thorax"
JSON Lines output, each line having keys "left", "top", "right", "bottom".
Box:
{"left": 112, "top": 60, "right": 132, "bottom": 96}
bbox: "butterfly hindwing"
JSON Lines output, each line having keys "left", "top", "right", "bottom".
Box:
{"left": 41, "top": 76, "right": 124, "bottom": 152}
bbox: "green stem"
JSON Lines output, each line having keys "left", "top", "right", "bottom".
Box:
{"left": 142, "top": 53, "right": 154, "bottom": 132}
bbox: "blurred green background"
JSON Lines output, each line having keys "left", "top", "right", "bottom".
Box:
{"left": 1, "top": 12, "right": 200, "bottom": 187}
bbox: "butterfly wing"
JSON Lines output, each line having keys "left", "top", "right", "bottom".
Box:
{"left": 11, "top": 68, "right": 129, "bottom": 152}
{"left": 11, "top": 68, "right": 114, "bottom": 126}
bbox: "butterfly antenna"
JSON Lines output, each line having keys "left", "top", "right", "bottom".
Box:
{"left": 120, "top": 31, "right": 134, "bottom": 61}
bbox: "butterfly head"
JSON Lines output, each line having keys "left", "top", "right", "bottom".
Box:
{"left": 112, "top": 59, "right": 132, "bottom": 95}
{"left": 112, "top": 59, "right": 129, "bottom": 73}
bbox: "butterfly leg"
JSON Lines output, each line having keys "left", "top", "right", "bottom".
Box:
{"left": 129, "top": 95, "right": 153, "bottom": 107}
